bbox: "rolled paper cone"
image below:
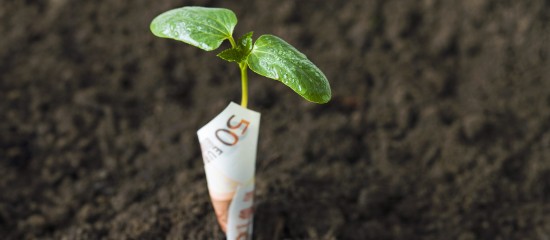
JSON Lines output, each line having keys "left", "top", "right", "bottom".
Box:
{"left": 197, "top": 102, "right": 260, "bottom": 240}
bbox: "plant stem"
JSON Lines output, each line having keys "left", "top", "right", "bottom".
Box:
{"left": 228, "top": 36, "right": 237, "bottom": 48}
{"left": 228, "top": 36, "right": 248, "bottom": 108}
{"left": 239, "top": 63, "right": 248, "bottom": 108}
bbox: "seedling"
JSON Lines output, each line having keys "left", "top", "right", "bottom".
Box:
{"left": 150, "top": 6, "right": 331, "bottom": 238}
{"left": 150, "top": 6, "right": 331, "bottom": 108}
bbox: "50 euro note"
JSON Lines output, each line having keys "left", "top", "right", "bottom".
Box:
{"left": 197, "top": 102, "right": 260, "bottom": 240}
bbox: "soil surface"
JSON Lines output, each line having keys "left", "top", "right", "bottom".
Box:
{"left": 1, "top": 0, "right": 550, "bottom": 239}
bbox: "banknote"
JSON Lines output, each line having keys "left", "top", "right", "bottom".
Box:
{"left": 197, "top": 102, "right": 260, "bottom": 239}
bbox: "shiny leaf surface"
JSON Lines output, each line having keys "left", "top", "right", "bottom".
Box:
{"left": 247, "top": 35, "right": 331, "bottom": 103}
{"left": 150, "top": 7, "right": 237, "bottom": 51}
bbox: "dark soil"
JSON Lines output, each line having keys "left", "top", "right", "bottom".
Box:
{"left": 1, "top": 0, "right": 550, "bottom": 239}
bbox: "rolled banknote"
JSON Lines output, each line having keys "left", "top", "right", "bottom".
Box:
{"left": 197, "top": 102, "right": 260, "bottom": 239}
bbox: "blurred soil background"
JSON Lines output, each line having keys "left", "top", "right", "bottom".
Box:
{"left": 1, "top": 0, "right": 550, "bottom": 239}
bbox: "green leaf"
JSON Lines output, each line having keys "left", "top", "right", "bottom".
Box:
{"left": 217, "top": 32, "right": 253, "bottom": 63}
{"left": 217, "top": 48, "right": 246, "bottom": 63}
{"left": 150, "top": 7, "right": 237, "bottom": 51}
{"left": 237, "top": 31, "right": 254, "bottom": 54}
{"left": 247, "top": 35, "right": 331, "bottom": 103}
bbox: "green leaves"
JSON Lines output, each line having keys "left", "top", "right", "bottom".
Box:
{"left": 247, "top": 35, "right": 331, "bottom": 103}
{"left": 150, "top": 7, "right": 237, "bottom": 51}
{"left": 150, "top": 7, "right": 331, "bottom": 104}
{"left": 217, "top": 32, "right": 254, "bottom": 63}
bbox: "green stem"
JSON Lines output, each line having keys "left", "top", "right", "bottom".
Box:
{"left": 228, "top": 36, "right": 248, "bottom": 108}
{"left": 239, "top": 63, "right": 248, "bottom": 108}
{"left": 228, "top": 36, "right": 237, "bottom": 48}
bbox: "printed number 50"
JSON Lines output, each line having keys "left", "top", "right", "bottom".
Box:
{"left": 215, "top": 115, "right": 250, "bottom": 146}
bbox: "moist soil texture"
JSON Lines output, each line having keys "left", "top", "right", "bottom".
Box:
{"left": 1, "top": 0, "right": 550, "bottom": 239}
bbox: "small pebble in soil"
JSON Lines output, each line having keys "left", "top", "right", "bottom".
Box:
{"left": 461, "top": 115, "right": 489, "bottom": 141}
{"left": 26, "top": 214, "right": 46, "bottom": 228}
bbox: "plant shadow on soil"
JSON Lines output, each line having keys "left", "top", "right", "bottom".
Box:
{"left": 1, "top": 0, "right": 550, "bottom": 239}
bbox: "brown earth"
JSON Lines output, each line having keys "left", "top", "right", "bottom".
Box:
{"left": 1, "top": 0, "right": 550, "bottom": 239}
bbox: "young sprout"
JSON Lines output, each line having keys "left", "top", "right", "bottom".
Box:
{"left": 150, "top": 6, "right": 331, "bottom": 108}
